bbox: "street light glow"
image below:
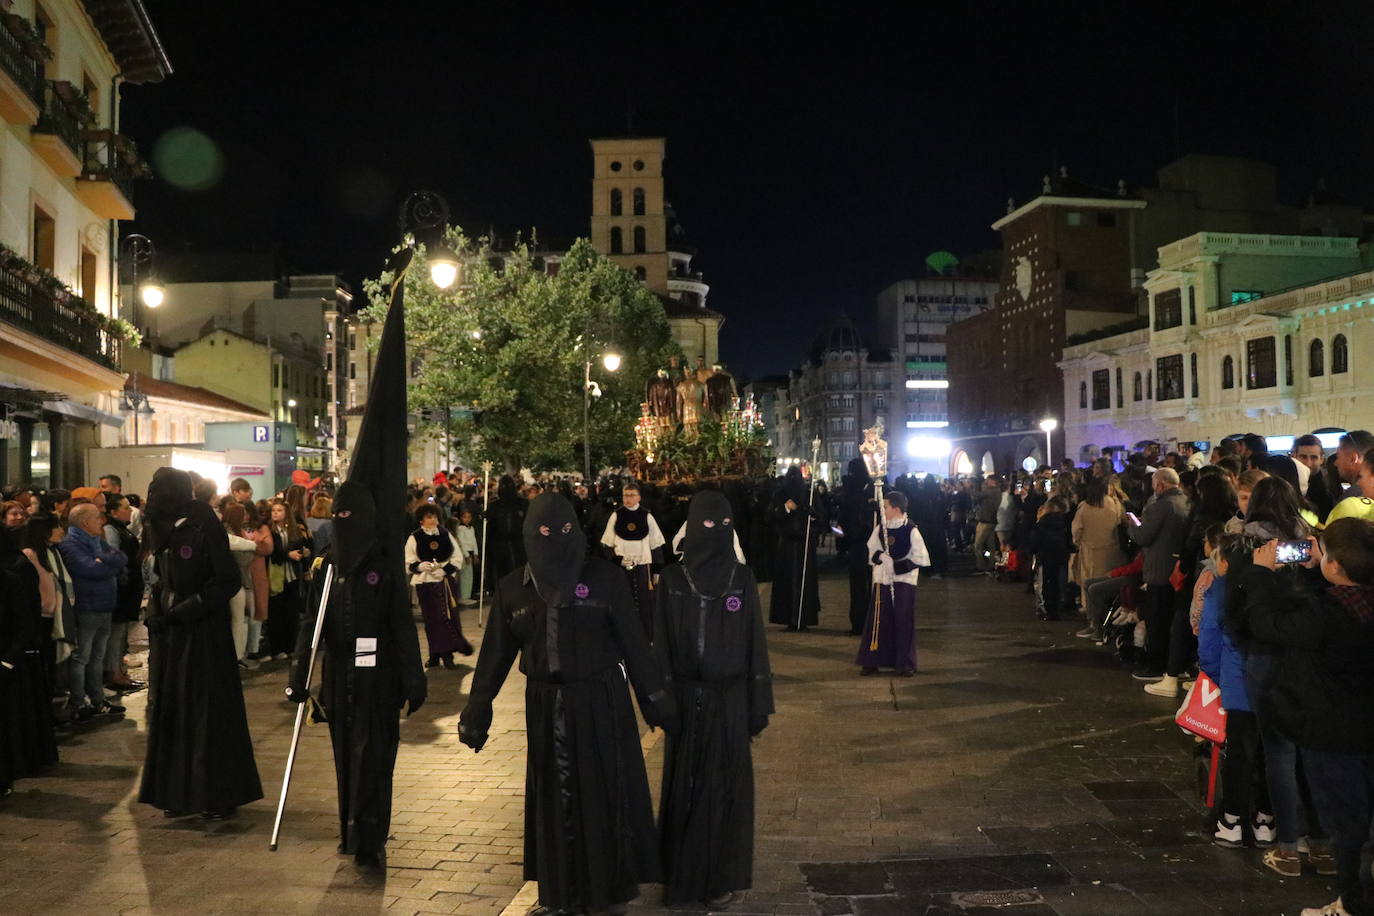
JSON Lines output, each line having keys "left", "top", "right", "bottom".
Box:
{"left": 906, "top": 435, "right": 951, "bottom": 458}
{"left": 427, "top": 244, "right": 460, "bottom": 289}
{"left": 1039, "top": 417, "right": 1058, "bottom": 432}
{"left": 287, "top": 398, "right": 297, "bottom": 408}
{"left": 140, "top": 283, "right": 165, "bottom": 308}
{"left": 602, "top": 352, "right": 622, "bottom": 372}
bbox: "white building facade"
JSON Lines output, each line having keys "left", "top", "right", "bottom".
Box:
{"left": 1060, "top": 232, "right": 1372, "bottom": 462}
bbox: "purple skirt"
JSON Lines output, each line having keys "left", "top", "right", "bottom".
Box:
{"left": 416, "top": 576, "right": 473, "bottom": 658}
{"left": 855, "top": 581, "right": 916, "bottom": 672}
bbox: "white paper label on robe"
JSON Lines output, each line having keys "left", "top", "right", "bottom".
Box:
{"left": 355, "top": 636, "right": 378, "bottom": 667}
{"left": 355, "top": 653, "right": 377, "bottom": 667}
{"left": 356, "top": 637, "right": 377, "bottom": 653}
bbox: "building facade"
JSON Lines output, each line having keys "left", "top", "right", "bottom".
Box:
{"left": 873, "top": 265, "right": 998, "bottom": 468}
{"left": 588, "top": 137, "right": 723, "bottom": 367}
{"left": 945, "top": 155, "right": 1365, "bottom": 477}
{"left": 774, "top": 317, "right": 895, "bottom": 483}
{"left": 0, "top": 0, "right": 168, "bottom": 489}
{"left": 119, "top": 373, "right": 266, "bottom": 446}
{"left": 1060, "top": 232, "right": 1371, "bottom": 461}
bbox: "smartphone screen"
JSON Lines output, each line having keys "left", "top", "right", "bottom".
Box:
{"left": 1275, "top": 539, "right": 1312, "bottom": 565}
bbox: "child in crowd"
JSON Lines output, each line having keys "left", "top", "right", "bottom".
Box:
{"left": 455, "top": 509, "right": 479, "bottom": 607}
{"left": 1029, "top": 497, "right": 1071, "bottom": 621}
{"left": 1226, "top": 469, "right": 1269, "bottom": 533}
{"left": 1196, "top": 526, "right": 1274, "bottom": 849}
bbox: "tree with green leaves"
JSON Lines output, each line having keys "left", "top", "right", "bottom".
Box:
{"left": 361, "top": 231, "right": 679, "bottom": 474}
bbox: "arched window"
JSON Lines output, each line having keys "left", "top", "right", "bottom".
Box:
{"left": 609, "top": 188, "right": 622, "bottom": 216}
{"left": 609, "top": 226, "right": 623, "bottom": 254}
{"left": 1309, "top": 338, "right": 1324, "bottom": 377}
{"left": 1079, "top": 381, "right": 1087, "bottom": 409}
{"left": 634, "top": 265, "right": 646, "bottom": 282}
{"left": 1333, "top": 334, "right": 1349, "bottom": 373}
{"left": 1222, "top": 355, "right": 1234, "bottom": 389}
{"left": 1146, "top": 370, "right": 1153, "bottom": 399}
{"left": 633, "top": 187, "right": 645, "bottom": 216}
{"left": 633, "top": 225, "right": 646, "bottom": 254}
{"left": 1133, "top": 372, "right": 1142, "bottom": 401}
{"left": 1190, "top": 352, "right": 1198, "bottom": 398}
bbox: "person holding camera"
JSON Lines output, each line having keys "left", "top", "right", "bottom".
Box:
{"left": 1240, "top": 519, "right": 1374, "bottom": 916}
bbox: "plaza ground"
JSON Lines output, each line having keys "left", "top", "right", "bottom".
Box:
{"left": 0, "top": 561, "right": 1339, "bottom": 915}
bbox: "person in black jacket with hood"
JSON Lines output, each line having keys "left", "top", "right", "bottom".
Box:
{"left": 484, "top": 475, "right": 528, "bottom": 588}
{"left": 838, "top": 458, "right": 876, "bottom": 636}
{"left": 1242, "top": 519, "right": 1374, "bottom": 916}
{"left": 1029, "top": 497, "right": 1071, "bottom": 620}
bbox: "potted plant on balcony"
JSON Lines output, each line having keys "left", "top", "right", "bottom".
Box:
{"left": 2, "top": 14, "right": 51, "bottom": 62}
{"left": 103, "top": 316, "right": 142, "bottom": 347}
{"left": 51, "top": 80, "right": 95, "bottom": 124}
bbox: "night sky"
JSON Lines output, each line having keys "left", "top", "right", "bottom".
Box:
{"left": 122, "top": 4, "right": 1374, "bottom": 378}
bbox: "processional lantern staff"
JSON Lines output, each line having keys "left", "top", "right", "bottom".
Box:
{"left": 796, "top": 436, "right": 822, "bottom": 631}
{"left": 860, "top": 419, "right": 895, "bottom": 651}
{"left": 478, "top": 460, "right": 493, "bottom": 628}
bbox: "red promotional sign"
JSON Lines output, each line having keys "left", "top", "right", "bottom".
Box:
{"left": 1175, "top": 674, "right": 1227, "bottom": 743}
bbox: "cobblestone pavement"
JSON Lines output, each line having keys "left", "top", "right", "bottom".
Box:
{"left": 0, "top": 560, "right": 1341, "bottom": 915}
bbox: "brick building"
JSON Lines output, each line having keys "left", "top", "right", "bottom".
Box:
{"left": 945, "top": 155, "right": 1363, "bottom": 476}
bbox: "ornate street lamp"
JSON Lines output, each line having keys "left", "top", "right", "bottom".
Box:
{"left": 398, "top": 190, "right": 460, "bottom": 290}
{"left": 1039, "top": 416, "right": 1058, "bottom": 470}
{"left": 119, "top": 233, "right": 164, "bottom": 330}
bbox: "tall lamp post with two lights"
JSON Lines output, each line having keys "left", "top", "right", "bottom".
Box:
{"left": 583, "top": 343, "right": 621, "bottom": 482}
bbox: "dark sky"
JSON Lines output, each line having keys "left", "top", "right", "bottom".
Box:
{"left": 122, "top": 3, "right": 1374, "bottom": 378}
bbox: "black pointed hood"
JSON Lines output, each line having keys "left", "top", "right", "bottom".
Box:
{"left": 332, "top": 480, "right": 377, "bottom": 572}
{"left": 345, "top": 249, "right": 411, "bottom": 564}
{"left": 683, "top": 489, "right": 736, "bottom": 595}
{"left": 523, "top": 492, "right": 585, "bottom": 607}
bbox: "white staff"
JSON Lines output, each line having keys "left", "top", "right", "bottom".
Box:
{"left": 796, "top": 436, "right": 821, "bottom": 630}
{"left": 269, "top": 564, "right": 334, "bottom": 851}
{"left": 477, "top": 460, "right": 492, "bottom": 627}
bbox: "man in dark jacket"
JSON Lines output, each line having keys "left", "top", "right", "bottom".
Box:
{"left": 59, "top": 503, "right": 127, "bottom": 719}
{"left": 1127, "top": 468, "right": 1190, "bottom": 681}
{"left": 1241, "top": 519, "right": 1374, "bottom": 916}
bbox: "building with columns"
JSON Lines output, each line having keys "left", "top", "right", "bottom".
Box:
{"left": 588, "top": 137, "right": 723, "bottom": 368}
{"left": 1059, "top": 232, "right": 1370, "bottom": 462}
{"left": 0, "top": 0, "right": 168, "bottom": 490}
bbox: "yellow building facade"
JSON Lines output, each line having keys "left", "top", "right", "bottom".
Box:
{"left": 0, "top": 0, "right": 168, "bottom": 489}
{"left": 589, "top": 137, "right": 723, "bottom": 368}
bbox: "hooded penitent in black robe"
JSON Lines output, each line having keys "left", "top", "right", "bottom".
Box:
{"left": 747, "top": 481, "right": 776, "bottom": 583}
{"left": 767, "top": 468, "right": 821, "bottom": 629}
{"left": 0, "top": 526, "right": 57, "bottom": 793}
{"left": 459, "top": 493, "right": 676, "bottom": 914}
{"left": 290, "top": 482, "right": 427, "bottom": 861}
{"left": 655, "top": 491, "right": 774, "bottom": 905}
{"left": 484, "top": 476, "right": 527, "bottom": 584}
{"left": 139, "top": 468, "right": 262, "bottom": 815}
{"left": 839, "top": 458, "right": 877, "bottom": 635}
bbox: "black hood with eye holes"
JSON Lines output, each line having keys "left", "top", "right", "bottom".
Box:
{"left": 333, "top": 480, "right": 377, "bottom": 572}
{"left": 522, "top": 493, "right": 586, "bottom": 607}
{"left": 683, "top": 489, "right": 736, "bottom": 595}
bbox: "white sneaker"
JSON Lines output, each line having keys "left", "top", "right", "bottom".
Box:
{"left": 1144, "top": 675, "right": 1180, "bottom": 698}
{"left": 1300, "top": 899, "right": 1351, "bottom": 916}
{"left": 1075, "top": 626, "right": 1097, "bottom": 639}
{"left": 1110, "top": 608, "right": 1132, "bottom": 626}
{"left": 1213, "top": 816, "right": 1244, "bottom": 848}
{"left": 1253, "top": 814, "right": 1275, "bottom": 847}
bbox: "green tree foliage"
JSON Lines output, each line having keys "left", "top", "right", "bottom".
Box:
{"left": 362, "top": 231, "right": 679, "bottom": 473}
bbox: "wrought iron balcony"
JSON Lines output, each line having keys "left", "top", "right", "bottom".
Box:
{"left": 0, "top": 260, "right": 120, "bottom": 369}
{"left": 33, "top": 80, "right": 85, "bottom": 176}
{"left": 78, "top": 129, "right": 147, "bottom": 219}
{"left": 0, "top": 15, "right": 41, "bottom": 121}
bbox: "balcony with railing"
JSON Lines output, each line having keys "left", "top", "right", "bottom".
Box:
{"left": 32, "top": 80, "right": 87, "bottom": 177}
{"left": 78, "top": 129, "right": 147, "bottom": 220}
{"left": 0, "top": 260, "right": 120, "bottom": 370}
{"left": 0, "top": 14, "right": 41, "bottom": 124}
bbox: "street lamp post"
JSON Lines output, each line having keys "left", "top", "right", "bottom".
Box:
{"left": 1039, "top": 417, "right": 1058, "bottom": 470}
{"left": 119, "top": 233, "right": 164, "bottom": 335}
{"left": 121, "top": 375, "right": 154, "bottom": 445}
{"left": 583, "top": 347, "right": 622, "bottom": 482}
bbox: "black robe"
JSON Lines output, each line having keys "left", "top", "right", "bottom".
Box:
{"left": 293, "top": 546, "right": 426, "bottom": 855}
{"left": 654, "top": 562, "right": 774, "bottom": 904}
{"left": 0, "top": 545, "right": 57, "bottom": 792}
{"left": 767, "top": 493, "right": 821, "bottom": 628}
{"left": 139, "top": 507, "right": 262, "bottom": 813}
{"left": 460, "top": 557, "right": 674, "bottom": 912}
{"left": 484, "top": 494, "right": 528, "bottom": 584}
